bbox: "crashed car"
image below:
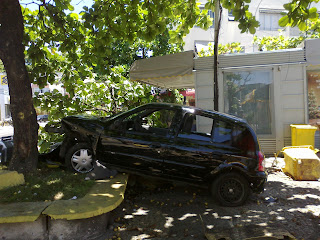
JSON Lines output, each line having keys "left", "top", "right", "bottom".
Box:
{"left": 0, "top": 136, "right": 13, "bottom": 164}
{"left": 37, "top": 114, "right": 49, "bottom": 122}
{"left": 51, "top": 103, "right": 267, "bottom": 206}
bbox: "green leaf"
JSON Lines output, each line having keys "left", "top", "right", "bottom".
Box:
{"left": 298, "top": 21, "right": 307, "bottom": 31}
{"left": 70, "top": 13, "right": 78, "bottom": 20}
{"left": 279, "top": 16, "right": 289, "bottom": 27}
{"left": 68, "top": 4, "right": 74, "bottom": 11}
{"left": 309, "top": 7, "right": 318, "bottom": 19}
{"left": 249, "top": 26, "right": 256, "bottom": 34}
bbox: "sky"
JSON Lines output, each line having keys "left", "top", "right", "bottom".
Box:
{"left": 19, "top": 0, "right": 94, "bottom": 13}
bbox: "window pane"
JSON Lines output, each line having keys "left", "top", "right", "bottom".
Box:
{"left": 223, "top": 70, "right": 272, "bottom": 134}
{"left": 213, "top": 120, "right": 232, "bottom": 145}
{"left": 196, "top": 115, "right": 213, "bottom": 135}
{"left": 120, "top": 109, "right": 177, "bottom": 135}
{"left": 259, "top": 12, "right": 282, "bottom": 31}
{"left": 146, "top": 109, "right": 176, "bottom": 129}
{"left": 179, "top": 114, "right": 213, "bottom": 141}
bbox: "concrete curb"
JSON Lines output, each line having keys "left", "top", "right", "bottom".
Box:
{"left": 0, "top": 173, "right": 128, "bottom": 239}
{"left": 43, "top": 175, "right": 128, "bottom": 220}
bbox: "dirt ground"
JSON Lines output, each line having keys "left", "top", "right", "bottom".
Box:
{"left": 105, "top": 158, "right": 320, "bottom": 240}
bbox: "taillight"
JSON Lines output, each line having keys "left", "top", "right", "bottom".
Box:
{"left": 258, "top": 151, "right": 265, "bottom": 171}
{"left": 246, "top": 134, "right": 256, "bottom": 158}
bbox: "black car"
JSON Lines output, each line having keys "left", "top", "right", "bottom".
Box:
{"left": 0, "top": 136, "right": 13, "bottom": 164}
{"left": 54, "top": 103, "right": 267, "bottom": 206}
{"left": 37, "top": 115, "right": 49, "bottom": 122}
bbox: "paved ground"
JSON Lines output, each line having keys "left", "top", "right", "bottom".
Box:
{"left": 106, "top": 158, "right": 320, "bottom": 240}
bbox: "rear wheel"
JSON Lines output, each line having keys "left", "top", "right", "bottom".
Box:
{"left": 211, "top": 172, "right": 249, "bottom": 207}
{"left": 65, "top": 143, "right": 94, "bottom": 173}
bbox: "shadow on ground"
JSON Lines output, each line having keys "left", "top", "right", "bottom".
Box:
{"left": 106, "top": 172, "right": 320, "bottom": 240}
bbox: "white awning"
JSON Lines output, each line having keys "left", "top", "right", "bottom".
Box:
{"left": 129, "top": 50, "right": 195, "bottom": 89}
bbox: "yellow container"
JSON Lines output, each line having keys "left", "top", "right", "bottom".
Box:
{"left": 282, "top": 146, "right": 320, "bottom": 180}
{"left": 290, "top": 124, "right": 317, "bottom": 147}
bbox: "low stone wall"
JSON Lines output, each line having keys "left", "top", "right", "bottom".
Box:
{"left": 0, "top": 174, "right": 128, "bottom": 240}
{"left": 0, "top": 213, "right": 110, "bottom": 240}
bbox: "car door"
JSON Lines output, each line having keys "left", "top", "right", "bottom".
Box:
{"left": 99, "top": 107, "right": 180, "bottom": 176}
{"left": 163, "top": 112, "right": 239, "bottom": 182}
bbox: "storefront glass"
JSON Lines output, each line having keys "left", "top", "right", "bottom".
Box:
{"left": 223, "top": 70, "right": 272, "bottom": 134}
{"left": 307, "top": 67, "right": 320, "bottom": 125}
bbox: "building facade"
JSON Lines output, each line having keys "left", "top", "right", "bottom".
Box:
{"left": 130, "top": 39, "right": 320, "bottom": 155}
{"left": 183, "top": 0, "right": 319, "bottom": 53}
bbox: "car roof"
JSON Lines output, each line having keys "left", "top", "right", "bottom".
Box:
{"left": 139, "top": 103, "right": 247, "bottom": 124}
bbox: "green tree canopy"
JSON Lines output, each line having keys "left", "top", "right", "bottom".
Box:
{"left": 1, "top": 0, "right": 294, "bottom": 172}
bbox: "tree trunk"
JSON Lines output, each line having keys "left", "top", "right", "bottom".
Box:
{"left": 0, "top": 0, "right": 38, "bottom": 173}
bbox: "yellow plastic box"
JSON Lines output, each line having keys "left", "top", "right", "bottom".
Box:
{"left": 282, "top": 146, "right": 320, "bottom": 181}
{"left": 290, "top": 124, "right": 317, "bottom": 147}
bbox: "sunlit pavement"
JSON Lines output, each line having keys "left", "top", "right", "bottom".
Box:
{"left": 107, "top": 164, "right": 320, "bottom": 240}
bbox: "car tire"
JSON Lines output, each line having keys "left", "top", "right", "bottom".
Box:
{"left": 211, "top": 172, "right": 249, "bottom": 207}
{"left": 65, "top": 143, "right": 94, "bottom": 173}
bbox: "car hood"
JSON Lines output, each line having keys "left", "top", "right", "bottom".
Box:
{"left": 62, "top": 115, "right": 110, "bottom": 133}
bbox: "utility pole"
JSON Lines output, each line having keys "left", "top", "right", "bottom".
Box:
{"left": 213, "top": 0, "right": 221, "bottom": 111}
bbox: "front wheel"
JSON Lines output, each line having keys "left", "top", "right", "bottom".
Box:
{"left": 65, "top": 143, "right": 94, "bottom": 173}
{"left": 211, "top": 172, "right": 249, "bottom": 207}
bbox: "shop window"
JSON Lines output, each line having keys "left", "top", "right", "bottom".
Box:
{"left": 223, "top": 70, "right": 272, "bottom": 134}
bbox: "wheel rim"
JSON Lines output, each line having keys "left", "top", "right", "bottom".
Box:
{"left": 70, "top": 148, "right": 94, "bottom": 173}
{"left": 219, "top": 178, "right": 244, "bottom": 204}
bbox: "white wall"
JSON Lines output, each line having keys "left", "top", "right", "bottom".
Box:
{"left": 277, "top": 64, "right": 307, "bottom": 146}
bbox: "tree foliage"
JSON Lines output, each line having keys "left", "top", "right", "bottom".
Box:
{"left": 198, "top": 42, "right": 244, "bottom": 57}
{"left": 20, "top": 0, "right": 263, "bottom": 153}
{"left": 1, "top": 0, "right": 277, "bottom": 171}
{"left": 279, "top": 0, "right": 320, "bottom": 31}
{"left": 253, "top": 20, "right": 320, "bottom": 51}
{"left": 202, "top": 0, "right": 260, "bottom": 34}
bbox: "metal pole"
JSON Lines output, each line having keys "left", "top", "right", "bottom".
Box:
{"left": 213, "top": 0, "right": 221, "bottom": 111}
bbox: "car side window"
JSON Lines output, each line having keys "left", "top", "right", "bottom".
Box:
{"left": 123, "top": 108, "right": 178, "bottom": 136}
{"left": 212, "top": 120, "right": 232, "bottom": 145}
{"left": 178, "top": 113, "right": 213, "bottom": 141}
